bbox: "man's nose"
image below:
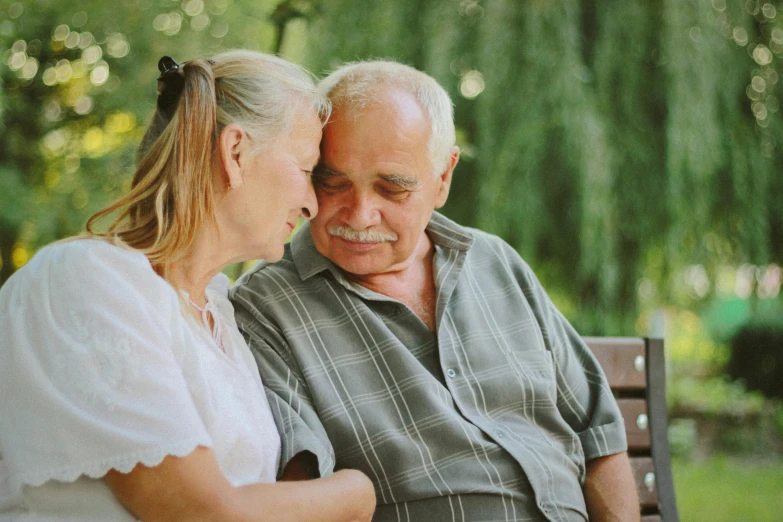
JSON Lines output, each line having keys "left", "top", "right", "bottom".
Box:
{"left": 300, "top": 180, "right": 318, "bottom": 220}
{"left": 342, "top": 191, "right": 380, "bottom": 229}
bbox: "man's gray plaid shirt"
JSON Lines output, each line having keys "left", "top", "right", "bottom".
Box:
{"left": 230, "top": 212, "right": 627, "bottom": 521}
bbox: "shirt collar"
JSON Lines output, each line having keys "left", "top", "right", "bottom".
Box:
{"left": 290, "top": 211, "right": 475, "bottom": 282}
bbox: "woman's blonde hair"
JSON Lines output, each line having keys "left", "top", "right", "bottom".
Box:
{"left": 86, "top": 50, "right": 329, "bottom": 278}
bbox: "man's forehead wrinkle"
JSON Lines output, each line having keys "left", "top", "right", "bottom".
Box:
{"left": 330, "top": 86, "right": 429, "bottom": 132}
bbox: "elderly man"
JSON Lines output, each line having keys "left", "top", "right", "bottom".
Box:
{"left": 231, "top": 61, "right": 638, "bottom": 521}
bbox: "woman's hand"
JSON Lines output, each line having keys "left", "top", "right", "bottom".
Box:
{"left": 106, "top": 446, "right": 375, "bottom": 522}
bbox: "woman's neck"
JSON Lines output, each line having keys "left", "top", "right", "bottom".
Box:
{"left": 163, "top": 224, "right": 241, "bottom": 306}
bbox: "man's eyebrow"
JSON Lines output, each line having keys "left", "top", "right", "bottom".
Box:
{"left": 380, "top": 174, "right": 419, "bottom": 190}
{"left": 314, "top": 164, "right": 344, "bottom": 177}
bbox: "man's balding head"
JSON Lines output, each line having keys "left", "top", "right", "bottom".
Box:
{"left": 318, "top": 61, "right": 457, "bottom": 177}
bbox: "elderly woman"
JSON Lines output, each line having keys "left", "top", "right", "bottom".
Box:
{"left": 0, "top": 51, "right": 374, "bottom": 521}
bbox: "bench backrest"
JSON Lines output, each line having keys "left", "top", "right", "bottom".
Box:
{"left": 582, "top": 337, "right": 679, "bottom": 522}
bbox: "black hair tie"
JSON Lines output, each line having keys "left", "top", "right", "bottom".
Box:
{"left": 156, "top": 56, "right": 185, "bottom": 119}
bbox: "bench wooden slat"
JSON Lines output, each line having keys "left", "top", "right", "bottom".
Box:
{"left": 582, "top": 337, "right": 646, "bottom": 390}
{"left": 630, "top": 456, "right": 657, "bottom": 508}
{"left": 617, "top": 398, "right": 651, "bottom": 451}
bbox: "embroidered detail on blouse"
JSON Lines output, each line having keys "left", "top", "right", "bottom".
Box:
{"left": 59, "top": 309, "right": 143, "bottom": 410}
{"left": 182, "top": 290, "right": 227, "bottom": 354}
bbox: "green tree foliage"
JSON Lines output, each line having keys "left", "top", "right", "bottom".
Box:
{"left": 1, "top": 0, "right": 781, "bottom": 333}
{"left": 0, "top": 0, "right": 282, "bottom": 282}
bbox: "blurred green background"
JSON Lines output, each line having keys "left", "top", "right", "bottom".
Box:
{"left": 1, "top": 0, "right": 782, "bottom": 519}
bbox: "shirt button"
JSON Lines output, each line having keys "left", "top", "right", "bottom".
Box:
{"left": 496, "top": 430, "right": 504, "bottom": 438}
{"left": 446, "top": 368, "right": 457, "bottom": 378}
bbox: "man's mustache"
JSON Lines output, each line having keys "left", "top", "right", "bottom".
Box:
{"left": 328, "top": 225, "right": 398, "bottom": 243}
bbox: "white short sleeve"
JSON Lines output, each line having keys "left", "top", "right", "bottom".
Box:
{"left": 0, "top": 240, "right": 212, "bottom": 494}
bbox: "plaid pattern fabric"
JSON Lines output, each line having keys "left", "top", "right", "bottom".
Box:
{"left": 231, "top": 212, "right": 626, "bottom": 522}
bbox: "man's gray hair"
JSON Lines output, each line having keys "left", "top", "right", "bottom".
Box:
{"left": 318, "top": 60, "right": 456, "bottom": 176}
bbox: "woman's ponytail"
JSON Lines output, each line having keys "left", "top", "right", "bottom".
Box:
{"left": 166, "top": 60, "right": 218, "bottom": 257}
{"left": 87, "top": 59, "right": 219, "bottom": 275}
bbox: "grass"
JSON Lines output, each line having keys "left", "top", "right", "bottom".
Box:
{"left": 673, "top": 455, "right": 783, "bottom": 522}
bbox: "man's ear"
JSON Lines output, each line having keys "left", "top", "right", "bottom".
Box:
{"left": 218, "top": 123, "right": 248, "bottom": 190}
{"left": 434, "top": 146, "right": 460, "bottom": 208}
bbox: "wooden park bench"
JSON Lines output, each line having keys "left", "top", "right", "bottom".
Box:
{"left": 583, "top": 337, "right": 679, "bottom": 522}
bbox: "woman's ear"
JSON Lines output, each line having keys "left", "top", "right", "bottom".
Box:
{"left": 218, "top": 123, "right": 248, "bottom": 189}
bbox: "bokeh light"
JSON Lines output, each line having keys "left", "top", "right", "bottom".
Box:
{"left": 52, "top": 24, "right": 69, "bottom": 41}
{"left": 20, "top": 57, "right": 38, "bottom": 79}
{"left": 42, "top": 67, "right": 57, "bottom": 86}
{"left": 78, "top": 32, "right": 93, "bottom": 49}
{"left": 753, "top": 45, "right": 773, "bottom": 65}
{"left": 210, "top": 20, "right": 229, "bottom": 38}
{"left": 191, "top": 14, "right": 210, "bottom": 31}
{"left": 83, "top": 44, "right": 102, "bottom": 64}
{"left": 183, "top": 0, "right": 205, "bottom": 17}
{"left": 733, "top": 26, "right": 749, "bottom": 46}
{"left": 72, "top": 11, "right": 88, "bottom": 28}
{"left": 106, "top": 33, "right": 130, "bottom": 58}
{"left": 56, "top": 59, "right": 73, "bottom": 83}
{"left": 8, "top": 2, "right": 23, "bottom": 19}
{"left": 74, "top": 96, "right": 94, "bottom": 115}
{"left": 163, "top": 12, "right": 183, "bottom": 35}
{"left": 90, "top": 61, "right": 110, "bottom": 86}
{"left": 64, "top": 30, "right": 80, "bottom": 49}
{"left": 459, "top": 70, "right": 485, "bottom": 99}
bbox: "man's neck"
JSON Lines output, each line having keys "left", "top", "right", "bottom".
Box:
{"left": 346, "top": 233, "right": 438, "bottom": 331}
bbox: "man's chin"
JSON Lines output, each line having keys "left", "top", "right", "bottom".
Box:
{"left": 329, "top": 250, "right": 393, "bottom": 277}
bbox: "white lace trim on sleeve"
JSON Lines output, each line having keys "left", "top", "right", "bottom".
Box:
{"left": 7, "top": 436, "right": 212, "bottom": 494}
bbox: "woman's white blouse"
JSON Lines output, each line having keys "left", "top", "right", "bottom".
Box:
{"left": 0, "top": 239, "right": 281, "bottom": 520}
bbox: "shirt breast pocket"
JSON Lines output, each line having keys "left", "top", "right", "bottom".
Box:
{"left": 507, "top": 349, "right": 557, "bottom": 406}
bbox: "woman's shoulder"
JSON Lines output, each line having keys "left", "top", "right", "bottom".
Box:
{"left": 28, "top": 237, "right": 165, "bottom": 287}
{"left": 3, "top": 237, "right": 177, "bottom": 316}
{"left": 0, "top": 238, "right": 187, "bottom": 379}
{"left": 34, "top": 237, "right": 149, "bottom": 270}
